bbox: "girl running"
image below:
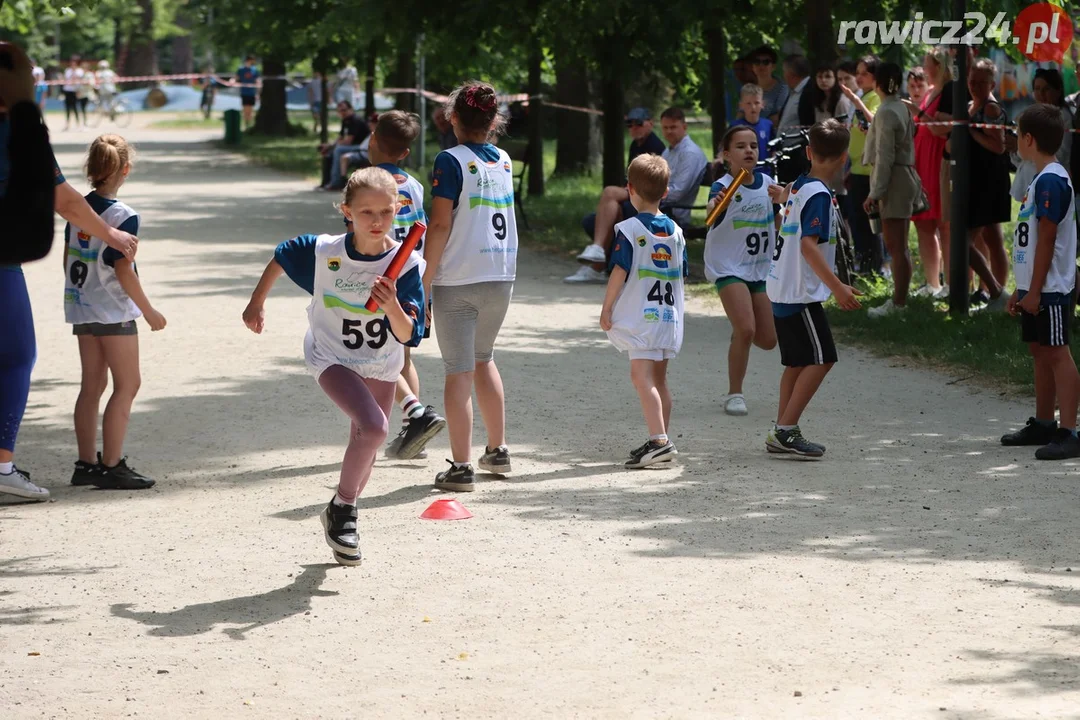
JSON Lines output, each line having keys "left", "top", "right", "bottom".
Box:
{"left": 65, "top": 135, "right": 164, "bottom": 490}
{"left": 422, "top": 81, "right": 517, "bottom": 493}
{"left": 243, "top": 167, "right": 425, "bottom": 566}
{"left": 704, "top": 126, "right": 779, "bottom": 416}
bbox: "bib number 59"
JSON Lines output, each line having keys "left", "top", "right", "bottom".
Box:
{"left": 342, "top": 318, "right": 388, "bottom": 350}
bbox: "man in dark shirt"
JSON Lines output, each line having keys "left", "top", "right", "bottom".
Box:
{"left": 566, "top": 108, "right": 668, "bottom": 283}
{"left": 319, "top": 101, "right": 370, "bottom": 190}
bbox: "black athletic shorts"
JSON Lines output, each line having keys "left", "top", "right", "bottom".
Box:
{"left": 1019, "top": 290, "right": 1071, "bottom": 347}
{"left": 241, "top": 95, "right": 256, "bottom": 107}
{"left": 774, "top": 301, "right": 837, "bottom": 367}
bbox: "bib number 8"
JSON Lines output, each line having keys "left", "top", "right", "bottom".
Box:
{"left": 1017, "top": 221, "right": 1029, "bottom": 248}
{"left": 69, "top": 260, "right": 88, "bottom": 288}
{"left": 772, "top": 235, "right": 785, "bottom": 261}
{"left": 342, "top": 318, "right": 389, "bottom": 350}
{"left": 647, "top": 280, "right": 676, "bottom": 306}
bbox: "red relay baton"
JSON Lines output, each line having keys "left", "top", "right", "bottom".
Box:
{"left": 364, "top": 221, "right": 427, "bottom": 312}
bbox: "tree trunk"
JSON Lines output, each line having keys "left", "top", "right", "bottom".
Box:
{"left": 254, "top": 57, "right": 289, "bottom": 136}
{"left": 526, "top": 39, "right": 544, "bottom": 196}
{"left": 394, "top": 43, "right": 416, "bottom": 113}
{"left": 171, "top": 13, "right": 194, "bottom": 76}
{"left": 365, "top": 40, "right": 377, "bottom": 119}
{"left": 705, "top": 20, "right": 727, "bottom": 157}
{"left": 553, "top": 44, "right": 598, "bottom": 176}
{"left": 598, "top": 36, "right": 626, "bottom": 188}
{"left": 806, "top": 0, "right": 837, "bottom": 67}
{"left": 123, "top": 0, "right": 158, "bottom": 84}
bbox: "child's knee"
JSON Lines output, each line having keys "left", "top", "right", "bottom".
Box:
{"left": 731, "top": 323, "right": 755, "bottom": 346}
{"left": 755, "top": 332, "right": 778, "bottom": 351}
{"left": 112, "top": 372, "right": 141, "bottom": 398}
{"left": 360, "top": 413, "right": 390, "bottom": 445}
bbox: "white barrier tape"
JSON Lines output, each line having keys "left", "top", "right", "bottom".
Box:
{"left": 41, "top": 72, "right": 302, "bottom": 87}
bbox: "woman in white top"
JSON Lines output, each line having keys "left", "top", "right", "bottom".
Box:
{"left": 62, "top": 55, "right": 85, "bottom": 129}
{"left": 422, "top": 82, "right": 519, "bottom": 492}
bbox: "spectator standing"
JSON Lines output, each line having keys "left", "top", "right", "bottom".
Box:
{"left": 31, "top": 60, "right": 46, "bottom": 112}
{"left": 235, "top": 55, "right": 260, "bottom": 128}
{"left": 863, "top": 63, "right": 923, "bottom": 318}
{"left": 732, "top": 85, "right": 774, "bottom": 157}
{"left": 62, "top": 55, "right": 84, "bottom": 130}
{"left": 335, "top": 62, "right": 359, "bottom": 106}
{"left": 96, "top": 60, "right": 117, "bottom": 112}
{"left": 808, "top": 63, "right": 855, "bottom": 124}
{"left": 841, "top": 55, "right": 883, "bottom": 274}
{"left": 907, "top": 50, "right": 952, "bottom": 297}
{"left": 1011, "top": 69, "right": 1072, "bottom": 205}
{"left": 76, "top": 60, "right": 93, "bottom": 122}
{"left": 906, "top": 67, "right": 928, "bottom": 106}
{"left": 748, "top": 45, "right": 790, "bottom": 127}
{"left": 776, "top": 54, "right": 812, "bottom": 135}
{"left": 307, "top": 72, "right": 323, "bottom": 130}
{"left": 837, "top": 61, "right": 858, "bottom": 95}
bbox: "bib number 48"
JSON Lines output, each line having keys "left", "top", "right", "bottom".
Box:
{"left": 647, "top": 280, "right": 676, "bottom": 306}
{"left": 342, "top": 318, "right": 388, "bottom": 350}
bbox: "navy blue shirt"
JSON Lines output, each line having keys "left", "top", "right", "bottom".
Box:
{"left": 236, "top": 66, "right": 259, "bottom": 97}
{"left": 772, "top": 175, "right": 833, "bottom": 318}
{"left": 609, "top": 212, "right": 689, "bottom": 278}
{"left": 628, "top": 131, "right": 666, "bottom": 164}
{"left": 274, "top": 233, "right": 425, "bottom": 347}
{"left": 1034, "top": 172, "right": 1071, "bottom": 225}
{"left": 431, "top": 143, "right": 501, "bottom": 208}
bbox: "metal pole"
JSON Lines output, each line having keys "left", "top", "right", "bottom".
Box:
{"left": 948, "top": 0, "right": 971, "bottom": 317}
{"left": 417, "top": 33, "right": 426, "bottom": 172}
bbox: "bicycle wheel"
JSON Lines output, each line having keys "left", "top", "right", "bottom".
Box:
{"left": 113, "top": 101, "right": 133, "bottom": 128}
{"left": 85, "top": 100, "right": 103, "bottom": 128}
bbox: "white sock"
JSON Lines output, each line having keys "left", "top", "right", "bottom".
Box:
{"left": 401, "top": 395, "right": 424, "bottom": 424}
{"left": 0, "top": 462, "right": 12, "bottom": 475}
{"left": 333, "top": 493, "right": 355, "bottom": 507}
{"left": 452, "top": 461, "right": 471, "bottom": 470}
{"left": 649, "top": 434, "right": 668, "bottom": 444}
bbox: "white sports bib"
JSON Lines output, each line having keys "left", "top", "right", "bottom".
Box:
{"left": 606, "top": 216, "right": 686, "bottom": 355}
{"left": 63, "top": 201, "right": 141, "bottom": 326}
{"left": 766, "top": 178, "right": 838, "bottom": 305}
{"left": 433, "top": 145, "right": 518, "bottom": 286}
{"left": 704, "top": 170, "right": 775, "bottom": 283}
{"left": 388, "top": 168, "right": 428, "bottom": 255}
{"left": 305, "top": 233, "right": 425, "bottom": 382}
{"left": 1014, "top": 162, "right": 1077, "bottom": 294}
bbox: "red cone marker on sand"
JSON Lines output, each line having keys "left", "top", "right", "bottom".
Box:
{"left": 421, "top": 498, "right": 473, "bottom": 520}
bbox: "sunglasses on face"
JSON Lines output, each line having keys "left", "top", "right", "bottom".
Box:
{"left": 752, "top": 58, "right": 773, "bottom": 66}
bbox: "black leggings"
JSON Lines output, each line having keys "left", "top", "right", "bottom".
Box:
{"left": 64, "top": 91, "right": 81, "bottom": 123}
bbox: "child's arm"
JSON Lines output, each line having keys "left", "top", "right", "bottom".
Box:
{"left": 369, "top": 263, "right": 424, "bottom": 345}
{"left": 1017, "top": 218, "right": 1060, "bottom": 315}
{"left": 800, "top": 236, "right": 862, "bottom": 310}
{"left": 114, "top": 260, "right": 166, "bottom": 330}
{"left": 243, "top": 259, "right": 286, "bottom": 334}
{"left": 599, "top": 265, "right": 628, "bottom": 331}
{"left": 421, "top": 196, "right": 453, "bottom": 298}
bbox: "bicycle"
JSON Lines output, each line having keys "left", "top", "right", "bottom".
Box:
{"left": 86, "top": 93, "right": 132, "bottom": 129}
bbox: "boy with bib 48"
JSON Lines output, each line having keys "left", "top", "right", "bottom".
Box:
{"left": 243, "top": 167, "right": 425, "bottom": 565}
{"left": 765, "top": 119, "right": 862, "bottom": 458}
{"left": 600, "top": 154, "right": 687, "bottom": 468}
{"left": 1002, "top": 103, "right": 1080, "bottom": 460}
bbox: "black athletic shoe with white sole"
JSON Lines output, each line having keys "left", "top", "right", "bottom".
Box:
{"left": 333, "top": 549, "right": 362, "bottom": 566}
{"left": 478, "top": 445, "right": 511, "bottom": 475}
{"left": 398, "top": 406, "right": 446, "bottom": 460}
{"left": 434, "top": 461, "right": 475, "bottom": 492}
{"left": 71, "top": 456, "right": 102, "bottom": 486}
{"left": 1035, "top": 428, "right": 1080, "bottom": 460}
{"left": 625, "top": 440, "right": 677, "bottom": 468}
{"left": 766, "top": 427, "right": 824, "bottom": 458}
{"left": 93, "top": 458, "right": 155, "bottom": 489}
{"left": 321, "top": 499, "right": 359, "bottom": 555}
{"left": 385, "top": 428, "right": 406, "bottom": 459}
{"left": 1001, "top": 417, "right": 1058, "bottom": 446}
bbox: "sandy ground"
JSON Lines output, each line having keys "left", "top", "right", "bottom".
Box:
{"left": 2, "top": 125, "right": 1080, "bottom": 719}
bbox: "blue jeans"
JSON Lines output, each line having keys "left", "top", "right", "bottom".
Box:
{"left": 329, "top": 144, "right": 363, "bottom": 187}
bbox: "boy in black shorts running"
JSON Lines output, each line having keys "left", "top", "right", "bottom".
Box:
{"left": 1002, "top": 103, "right": 1080, "bottom": 460}
{"left": 764, "top": 119, "right": 862, "bottom": 457}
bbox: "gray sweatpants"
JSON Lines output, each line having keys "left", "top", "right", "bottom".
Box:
{"left": 432, "top": 281, "right": 514, "bottom": 375}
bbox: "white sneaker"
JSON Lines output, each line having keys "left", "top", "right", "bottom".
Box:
{"left": 932, "top": 284, "right": 950, "bottom": 300}
{"left": 912, "top": 284, "right": 942, "bottom": 298}
{"left": 724, "top": 394, "right": 748, "bottom": 416}
{"left": 0, "top": 467, "right": 50, "bottom": 501}
{"left": 980, "top": 292, "right": 1009, "bottom": 313}
{"left": 564, "top": 265, "right": 607, "bottom": 284}
{"left": 576, "top": 245, "right": 607, "bottom": 264}
{"left": 868, "top": 299, "right": 905, "bottom": 318}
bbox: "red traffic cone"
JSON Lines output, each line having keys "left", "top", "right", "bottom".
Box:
{"left": 421, "top": 498, "right": 473, "bottom": 520}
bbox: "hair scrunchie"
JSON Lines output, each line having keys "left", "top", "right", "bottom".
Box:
{"left": 465, "top": 86, "right": 497, "bottom": 112}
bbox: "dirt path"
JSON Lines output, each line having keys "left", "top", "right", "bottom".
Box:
{"left": 2, "top": 128, "right": 1079, "bottom": 719}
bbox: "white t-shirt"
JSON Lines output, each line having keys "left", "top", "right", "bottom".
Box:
{"left": 97, "top": 69, "right": 117, "bottom": 94}
{"left": 64, "top": 201, "right": 141, "bottom": 326}
{"left": 304, "top": 233, "right": 425, "bottom": 382}
{"left": 606, "top": 215, "right": 686, "bottom": 355}
{"left": 704, "top": 170, "right": 776, "bottom": 283}
{"left": 766, "top": 177, "right": 839, "bottom": 305}
{"left": 63, "top": 66, "right": 85, "bottom": 93}
{"left": 433, "top": 145, "right": 518, "bottom": 286}
{"left": 1013, "top": 162, "right": 1077, "bottom": 295}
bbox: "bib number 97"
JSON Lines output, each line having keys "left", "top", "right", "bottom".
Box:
{"left": 342, "top": 318, "right": 388, "bottom": 350}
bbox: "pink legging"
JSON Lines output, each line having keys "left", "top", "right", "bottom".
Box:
{"left": 317, "top": 365, "right": 396, "bottom": 504}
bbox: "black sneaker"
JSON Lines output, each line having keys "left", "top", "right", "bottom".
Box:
{"left": 434, "top": 461, "right": 475, "bottom": 492}
{"left": 627, "top": 441, "right": 652, "bottom": 462}
{"left": 385, "top": 427, "right": 407, "bottom": 459}
{"left": 625, "top": 440, "right": 678, "bottom": 468}
{"left": 1035, "top": 428, "right": 1080, "bottom": 460}
{"left": 766, "top": 426, "right": 824, "bottom": 458}
{"left": 478, "top": 445, "right": 512, "bottom": 475}
{"left": 320, "top": 499, "right": 359, "bottom": 555}
{"left": 1001, "top": 417, "right": 1058, "bottom": 446}
{"left": 71, "top": 455, "right": 102, "bottom": 486}
{"left": 970, "top": 289, "right": 990, "bottom": 306}
{"left": 332, "top": 549, "right": 362, "bottom": 567}
{"left": 93, "top": 458, "right": 155, "bottom": 489}
{"left": 398, "top": 406, "right": 446, "bottom": 460}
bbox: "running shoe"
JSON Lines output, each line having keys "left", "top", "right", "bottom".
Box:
{"left": 0, "top": 466, "right": 49, "bottom": 501}
{"left": 478, "top": 445, "right": 512, "bottom": 475}
{"left": 434, "top": 462, "right": 475, "bottom": 492}
{"left": 1001, "top": 417, "right": 1058, "bottom": 446}
{"left": 320, "top": 499, "right": 359, "bottom": 555}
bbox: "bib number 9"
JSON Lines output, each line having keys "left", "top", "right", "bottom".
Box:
{"left": 1016, "top": 221, "right": 1029, "bottom": 248}
{"left": 342, "top": 318, "right": 389, "bottom": 350}
{"left": 492, "top": 212, "right": 507, "bottom": 240}
{"left": 69, "top": 260, "right": 88, "bottom": 288}
{"left": 647, "top": 280, "right": 676, "bottom": 306}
